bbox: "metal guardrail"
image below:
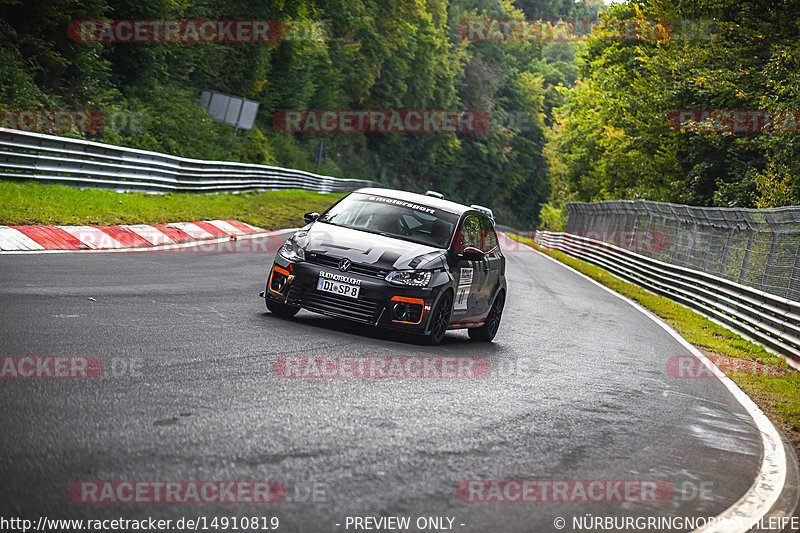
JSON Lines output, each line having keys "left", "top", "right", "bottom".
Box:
{"left": 567, "top": 199, "right": 800, "bottom": 303}
{"left": 0, "top": 128, "right": 378, "bottom": 194}
{"left": 534, "top": 230, "right": 800, "bottom": 368}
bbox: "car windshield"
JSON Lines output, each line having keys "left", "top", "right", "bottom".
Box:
{"left": 319, "top": 193, "right": 459, "bottom": 248}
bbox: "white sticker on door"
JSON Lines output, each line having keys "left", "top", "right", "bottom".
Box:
{"left": 454, "top": 285, "right": 470, "bottom": 310}
{"left": 454, "top": 267, "right": 474, "bottom": 310}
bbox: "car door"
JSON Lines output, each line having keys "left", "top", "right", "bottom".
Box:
{"left": 478, "top": 215, "right": 502, "bottom": 314}
{"left": 452, "top": 214, "right": 487, "bottom": 321}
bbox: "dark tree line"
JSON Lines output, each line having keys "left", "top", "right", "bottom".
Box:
{"left": 0, "top": 0, "right": 598, "bottom": 227}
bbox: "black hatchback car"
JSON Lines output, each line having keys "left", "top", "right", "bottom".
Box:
{"left": 260, "top": 188, "right": 506, "bottom": 344}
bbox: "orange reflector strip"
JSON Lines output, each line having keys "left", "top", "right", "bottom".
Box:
{"left": 390, "top": 296, "right": 425, "bottom": 325}
{"left": 269, "top": 265, "right": 291, "bottom": 296}
{"left": 390, "top": 296, "right": 425, "bottom": 305}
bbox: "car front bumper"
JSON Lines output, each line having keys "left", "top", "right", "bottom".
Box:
{"left": 265, "top": 256, "right": 446, "bottom": 334}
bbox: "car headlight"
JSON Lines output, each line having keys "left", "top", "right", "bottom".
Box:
{"left": 279, "top": 240, "right": 305, "bottom": 262}
{"left": 385, "top": 270, "right": 432, "bottom": 287}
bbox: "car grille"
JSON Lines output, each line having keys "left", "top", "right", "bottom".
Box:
{"left": 288, "top": 282, "right": 382, "bottom": 324}
{"left": 306, "top": 253, "right": 389, "bottom": 279}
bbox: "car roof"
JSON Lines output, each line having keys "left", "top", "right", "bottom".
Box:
{"left": 352, "top": 187, "right": 476, "bottom": 216}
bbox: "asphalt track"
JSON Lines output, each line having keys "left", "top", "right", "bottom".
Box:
{"left": 0, "top": 237, "right": 791, "bottom": 532}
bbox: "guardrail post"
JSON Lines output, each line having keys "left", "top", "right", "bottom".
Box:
{"left": 565, "top": 203, "right": 578, "bottom": 232}
{"left": 789, "top": 242, "right": 800, "bottom": 302}
{"left": 684, "top": 222, "right": 696, "bottom": 267}
{"left": 761, "top": 212, "right": 780, "bottom": 293}
{"left": 738, "top": 227, "right": 755, "bottom": 286}
{"left": 720, "top": 227, "right": 735, "bottom": 279}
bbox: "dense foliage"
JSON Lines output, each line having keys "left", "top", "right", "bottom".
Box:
{"left": 0, "top": 0, "right": 598, "bottom": 227}
{"left": 547, "top": 0, "right": 800, "bottom": 214}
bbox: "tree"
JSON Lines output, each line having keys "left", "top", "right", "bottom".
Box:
{"left": 548, "top": 0, "right": 800, "bottom": 209}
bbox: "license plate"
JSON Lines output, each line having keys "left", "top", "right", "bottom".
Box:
{"left": 317, "top": 277, "right": 360, "bottom": 299}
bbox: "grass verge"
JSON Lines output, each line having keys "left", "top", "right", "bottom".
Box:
{"left": 0, "top": 179, "right": 346, "bottom": 229}
{"left": 506, "top": 232, "right": 800, "bottom": 457}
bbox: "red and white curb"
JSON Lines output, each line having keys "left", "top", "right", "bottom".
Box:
{"left": 0, "top": 220, "right": 266, "bottom": 252}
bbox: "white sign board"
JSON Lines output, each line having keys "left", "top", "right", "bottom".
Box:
{"left": 201, "top": 90, "right": 259, "bottom": 130}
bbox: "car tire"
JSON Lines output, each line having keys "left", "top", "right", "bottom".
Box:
{"left": 426, "top": 290, "right": 453, "bottom": 345}
{"left": 266, "top": 298, "right": 300, "bottom": 318}
{"left": 468, "top": 290, "right": 505, "bottom": 342}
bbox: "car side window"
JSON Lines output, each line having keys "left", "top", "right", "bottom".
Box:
{"left": 479, "top": 216, "right": 498, "bottom": 253}
{"left": 457, "top": 215, "right": 482, "bottom": 251}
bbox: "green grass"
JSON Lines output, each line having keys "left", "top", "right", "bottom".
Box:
{"left": 506, "top": 232, "right": 800, "bottom": 452}
{"left": 0, "top": 179, "right": 345, "bottom": 229}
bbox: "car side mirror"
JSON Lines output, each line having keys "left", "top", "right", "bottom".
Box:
{"left": 304, "top": 212, "right": 320, "bottom": 224}
{"left": 458, "top": 246, "right": 485, "bottom": 260}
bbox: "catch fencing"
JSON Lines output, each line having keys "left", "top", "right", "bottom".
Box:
{"left": 534, "top": 200, "right": 800, "bottom": 367}
{"left": 0, "top": 128, "right": 377, "bottom": 194}
{"left": 566, "top": 200, "right": 800, "bottom": 302}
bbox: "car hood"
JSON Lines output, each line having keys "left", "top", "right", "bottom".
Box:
{"left": 295, "top": 223, "right": 447, "bottom": 271}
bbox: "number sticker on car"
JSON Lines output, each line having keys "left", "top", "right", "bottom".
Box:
{"left": 454, "top": 267, "right": 473, "bottom": 310}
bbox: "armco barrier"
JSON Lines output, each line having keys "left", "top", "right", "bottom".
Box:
{"left": 566, "top": 200, "right": 800, "bottom": 303}
{"left": 0, "top": 128, "right": 377, "bottom": 194}
{"left": 534, "top": 230, "right": 800, "bottom": 369}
